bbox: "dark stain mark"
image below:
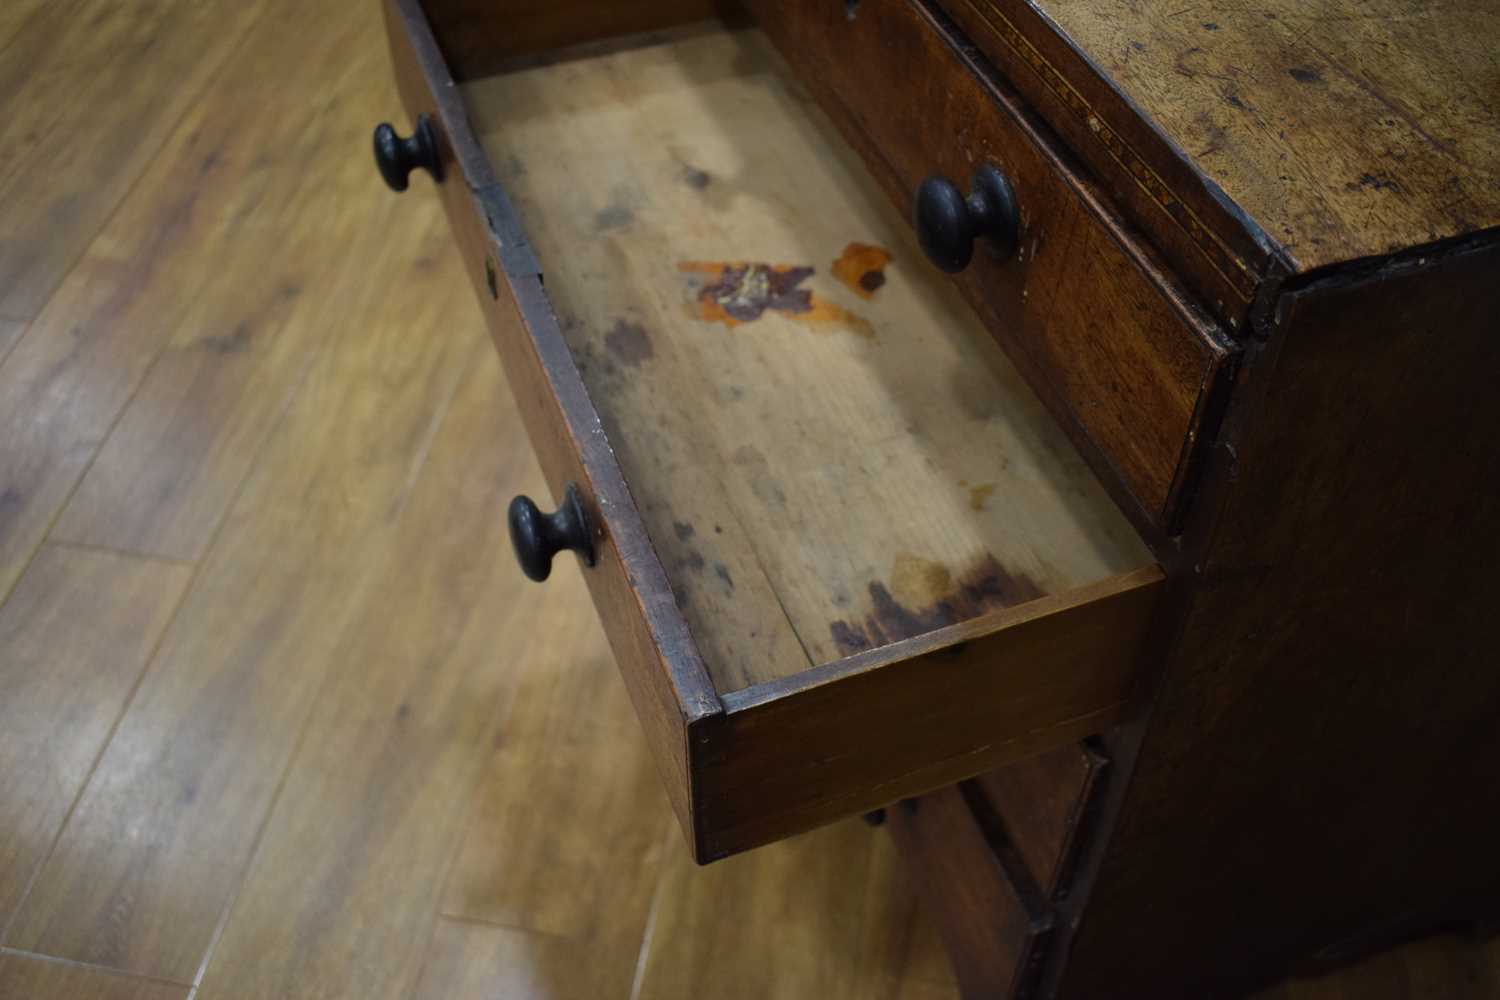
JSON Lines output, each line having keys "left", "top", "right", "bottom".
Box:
{"left": 1130, "top": 40, "right": 1147, "bottom": 52}
{"left": 681, "top": 165, "right": 711, "bottom": 189}
{"left": 486, "top": 259, "right": 499, "bottom": 299}
{"left": 201, "top": 323, "right": 253, "bottom": 355}
{"left": 713, "top": 524, "right": 723, "bottom": 534}
{"left": 1224, "top": 91, "right": 1248, "bottom": 111}
{"left": 831, "top": 621, "right": 867, "bottom": 654}
{"left": 178, "top": 781, "right": 198, "bottom": 806}
{"left": 714, "top": 562, "right": 735, "bottom": 590}
{"left": 682, "top": 551, "right": 705, "bottom": 572}
{"left": 278, "top": 282, "right": 303, "bottom": 300}
{"left": 681, "top": 261, "right": 875, "bottom": 338}
{"left": 595, "top": 202, "right": 635, "bottom": 231}
{"left": 396, "top": 703, "right": 412, "bottom": 720}
{"left": 1348, "top": 172, "right": 1402, "bottom": 193}
{"left": 673, "top": 520, "right": 695, "bottom": 542}
{"left": 750, "top": 477, "right": 788, "bottom": 510}
{"left": 1319, "top": 56, "right": 1458, "bottom": 158}
{"left": 1201, "top": 21, "right": 1218, "bottom": 30}
{"left": 688, "top": 262, "right": 813, "bottom": 324}
{"left": 604, "top": 320, "right": 654, "bottom": 367}
{"left": 828, "top": 553, "right": 1046, "bottom": 656}
{"left": 1288, "top": 66, "right": 1322, "bottom": 84}
{"left": 0, "top": 487, "right": 20, "bottom": 514}
{"left": 832, "top": 242, "right": 892, "bottom": 300}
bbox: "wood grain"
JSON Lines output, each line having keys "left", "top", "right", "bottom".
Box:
{"left": 944, "top": 0, "right": 1280, "bottom": 327}
{"left": 192, "top": 351, "right": 532, "bottom": 999}
{"left": 0, "top": 318, "right": 24, "bottom": 364}
{"left": 975, "top": 743, "right": 1105, "bottom": 899}
{"left": 0, "top": 952, "right": 185, "bottom": 1000}
{"left": 423, "top": 559, "right": 674, "bottom": 999}
{"left": 462, "top": 25, "right": 1151, "bottom": 690}
{"left": 0, "top": 0, "right": 381, "bottom": 601}
{"left": 888, "top": 786, "right": 1049, "bottom": 999}
{"left": 8, "top": 1, "right": 1500, "bottom": 997}
{"left": 1061, "top": 237, "right": 1500, "bottom": 997}
{"left": 2, "top": 204, "right": 479, "bottom": 983}
{"left": 634, "top": 818, "right": 956, "bottom": 1000}
{"left": 0, "top": 0, "right": 268, "bottom": 321}
{"left": 0, "top": 0, "right": 51, "bottom": 53}
{"left": 746, "top": 0, "right": 1235, "bottom": 528}
{"left": 385, "top": 0, "right": 723, "bottom": 855}
{"left": 437, "top": 579, "right": 673, "bottom": 943}
{"left": 1009, "top": 0, "right": 1500, "bottom": 272}
{"left": 1252, "top": 931, "right": 1500, "bottom": 1000}
{"left": 48, "top": 0, "right": 419, "bottom": 564}
{"left": 697, "top": 566, "right": 1163, "bottom": 858}
{"left": 412, "top": 918, "right": 655, "bottom": 1000}
{"left": 0, "top": 545, "right": 190, "bottom": 931}
{"left": 421, "top": 0, "right": 725, "bottom": 79}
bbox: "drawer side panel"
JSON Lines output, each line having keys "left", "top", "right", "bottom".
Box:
{"left": 383, "top": 0, "right": 723, "bottom": 849}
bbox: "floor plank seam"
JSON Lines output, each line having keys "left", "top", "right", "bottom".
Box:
{"left": 0, "top": 318, "right": 28, "bottom": 371}
{"left": 400, "top": 652, "right": 534, "bottom": 997}
{"left": 428, "top": 911, "right": 578, "bottom": 943}
{"left": 628, "top": 826, "right": 677, "bottom": 1000}
{"left": 0, "top": 0, "right": 285, "bottom": 615}
{"left": 0, "top": 359, "right": 157, "bottom": 614}
{"left": 0, "top": 541, "right": 199, "bottom": 949}
{"left": 45, "top": 539, "right": 197, "bottom": 569}
{"left": 186, "top": 333, "right": 484, "bottom": 995}
{"left": 0, "top": 945, "right": 194, "bottom": 990}
{"left": 0, "top": 0, "right": 80, "bottom": 67}
{"left": 183, "top": 655, "right": 333, "bottom": 996}
{"left": 0, "top": 0, "right": 275, "bottom": 344}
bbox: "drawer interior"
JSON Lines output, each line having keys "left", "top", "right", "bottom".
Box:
{"left": 460, "top": 25, "right": 1152, "bottom": 695}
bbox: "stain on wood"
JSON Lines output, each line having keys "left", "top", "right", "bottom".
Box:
{"left": 603, "top": 319, "right": 654, "bottom": 366}
{"left": 831, "top": 241, "right": 893, "bottom": 298}
{"left": 451, "top": 20, "right": 1160, "bottom": 856}
{"left": 968, "top": 482, "right": 997, "bottom": 511}
{"left": 746, "top": 0, "right": 1235, "bottom": 529}
{"left": 464, "top": 26, "right": 1151, "bottom": 693}
{"left": 1000, "top": 0, "right": 1500, "bottom": 271}
{"left": 679, "top": 259, "right": 875, "bottom": 338}
{"left": 682, "top": 260, "right": 815, "bottom": 325}
{"left": 831, "top": 553, "right": 1046, "bottom": 655}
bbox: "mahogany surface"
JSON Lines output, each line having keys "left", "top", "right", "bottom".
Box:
{"left": 381, "top": 0, "right": 1500, "bottom": 995}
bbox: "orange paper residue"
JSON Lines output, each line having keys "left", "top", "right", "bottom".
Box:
{"left": 678, "top": 260, "right": 873, "bottom": 338}
{"left": 831, "top": 242, "right": 893, "bottom": 299}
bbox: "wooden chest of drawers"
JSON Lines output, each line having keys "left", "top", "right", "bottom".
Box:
{"left": 376, "top": 0, "right": 1500, "bottom": 995}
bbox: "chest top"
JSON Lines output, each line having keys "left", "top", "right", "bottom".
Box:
{"left": 1031, "top": 0, "right": 1500, "bottom": 272}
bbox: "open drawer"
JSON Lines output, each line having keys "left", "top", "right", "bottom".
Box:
{"left": 381, "top": 0, "right": 1164, "bottom": 862}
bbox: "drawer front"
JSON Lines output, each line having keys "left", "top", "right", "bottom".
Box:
{"left": 744, "top": 0, "right": 1235, "bottom": 531}
{"left": 889, "top": 784, "right": 1053, "bottom": 999}
{"left": 976, "top": 742, "right": 1107, "bottom": 900}
{"left": 384, "top": 0, "right": 1166, "bottom": 863}
{"left": 891, "top": 748, "right": 1105, "bottom": 997}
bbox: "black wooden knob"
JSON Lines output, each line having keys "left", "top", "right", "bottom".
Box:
{"left": 508, "top": 483, "right": 596, "bottom": 582}
{"left": 914, "top": 164, "right": 1020, "bottom": 273}
{"left": 372, "top": 115, "right": 442, "bottom": 192}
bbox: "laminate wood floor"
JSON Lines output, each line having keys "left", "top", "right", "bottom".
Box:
{"left": 0, "top": 0, "right": 1492, "bottom": 996}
